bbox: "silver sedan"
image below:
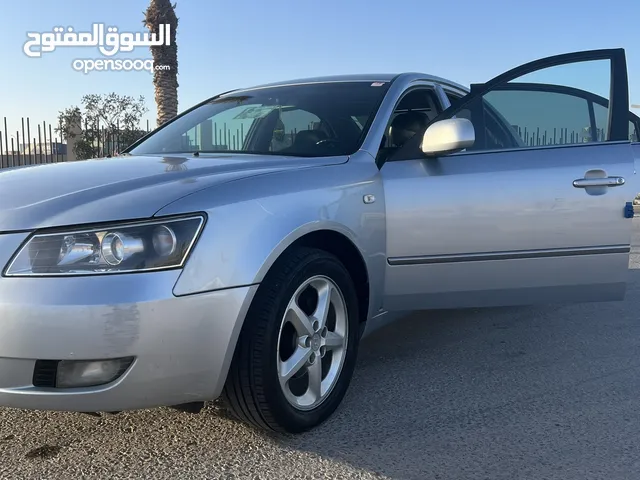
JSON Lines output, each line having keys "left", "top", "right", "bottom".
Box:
{"left": 0, "top": 48, "right": 638, "bottom": 433}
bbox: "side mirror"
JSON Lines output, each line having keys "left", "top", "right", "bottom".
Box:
{"left": 420, "top": 118, "right": 475, "bottom": 156}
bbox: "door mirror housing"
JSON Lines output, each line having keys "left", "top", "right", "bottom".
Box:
{"left": 420, "top": 118, "right": 475, "bottom": 156}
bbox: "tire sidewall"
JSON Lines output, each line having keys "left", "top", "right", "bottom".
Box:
{"left": 257, "top": 250, "right": 361, "bottom": 432}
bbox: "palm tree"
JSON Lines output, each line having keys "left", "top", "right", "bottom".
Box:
{"left": 144, "top": 0, "right": 179, "bottom": 126}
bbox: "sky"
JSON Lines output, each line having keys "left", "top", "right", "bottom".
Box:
{"left": 0, "top": 0, "right": 638, "bottom": 141}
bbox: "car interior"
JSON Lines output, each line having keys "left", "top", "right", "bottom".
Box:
{"left": 376, "top": 88, "right": 441, "bottom": 163}
{"left": 264, "top": 104, "right": 370, "bottom": 157}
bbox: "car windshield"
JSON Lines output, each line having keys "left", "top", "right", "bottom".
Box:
{"left": 127, "top": 81, "right": 391, "bottom": 157}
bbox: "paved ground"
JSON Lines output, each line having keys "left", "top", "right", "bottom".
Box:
{"left": 3, "top": 227, "right": 640, "bottom": 479}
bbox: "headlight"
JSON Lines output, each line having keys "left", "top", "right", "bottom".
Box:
{"left": 3, "top": 215, "right": 205, "bottom": 276}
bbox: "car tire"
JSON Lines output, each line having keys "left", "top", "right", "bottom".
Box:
{"left": 222, "top": 246, "right": 361, "bottom": 433}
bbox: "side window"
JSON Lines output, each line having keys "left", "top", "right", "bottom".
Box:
{"left": 446, "top": 91, "right": 471, "bottom": 121}
{"left": 445, "top": 91, "right": 464, "bottom": 107}
{"left": 377, "top": 87, "right": 441, "bottom": 162}
{"left": 454, "top": 59, "right": 613, "bottom": 153}
{"left": 270, "top": 109, "right": 322, "bottom": 152}
{"left": 447, "top": 91, "right": 519, "bottom": 150}
{"left": 592, "top": 103, "right": 639, "bottom": 142}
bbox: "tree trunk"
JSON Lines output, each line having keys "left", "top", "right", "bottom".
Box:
{"left": 144, "top": 0, "right": 179, "bottom": 127}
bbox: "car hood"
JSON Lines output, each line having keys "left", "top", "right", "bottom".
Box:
{"left": 0, "top": 154, "right": 343, "bottom": 231}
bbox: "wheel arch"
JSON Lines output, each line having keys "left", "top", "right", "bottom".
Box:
{"left": 250, "top": 223, "right": 371, "bottom": 328}
{"left": 277, "top": 229, "right": 370, "bottom": 331}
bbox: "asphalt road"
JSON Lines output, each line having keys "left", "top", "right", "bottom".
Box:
{"left": 3, "top": 227, "right": 640, "bottom": 480}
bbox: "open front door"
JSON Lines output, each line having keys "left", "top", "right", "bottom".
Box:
{"left": 381, "top": 49, "right": 636, "bottom": 311}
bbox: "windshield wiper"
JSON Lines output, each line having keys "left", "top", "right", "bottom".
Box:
{"left": 190, "top": 150, "right": 230, "bottom": 156}
{"left": 190, "top": 150, "right": 242, "bottom": 156}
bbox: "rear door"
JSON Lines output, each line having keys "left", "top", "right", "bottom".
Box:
{"left": 381, "top": 49, "right": 636, "bottom": 310}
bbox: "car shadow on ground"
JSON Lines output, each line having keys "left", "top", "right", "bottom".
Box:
{"left": 268, "top": 266, "right": 640, "bottom": 480}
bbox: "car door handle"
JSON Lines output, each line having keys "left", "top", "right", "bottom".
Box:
{"left": 573, "top": 176, "right": 625, "bottom": 188}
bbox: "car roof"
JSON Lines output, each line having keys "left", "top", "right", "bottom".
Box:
{"left": 222, "top": 73, "right": 469, "bottom": 95}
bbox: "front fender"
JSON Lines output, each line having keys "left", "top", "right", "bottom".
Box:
{"left": 249, "top": 218, "right": 365, "bottom": 283}
{"left": 158, "top": 160, "right": 387, "bottom": 320}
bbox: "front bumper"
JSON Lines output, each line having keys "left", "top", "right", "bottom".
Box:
{"left": 0, "top": 233, "right": 257, "bottom": 412}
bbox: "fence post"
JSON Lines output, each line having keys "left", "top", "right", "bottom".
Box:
{"left": 65, "top": 117, "right": 82, "bottom": 162}
{"left": 201, "top": 119, "right": 213, "bottom": 151}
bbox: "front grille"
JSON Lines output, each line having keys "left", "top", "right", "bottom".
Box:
{"left": 32, "top": 360, "right": 59, "bottom": 387}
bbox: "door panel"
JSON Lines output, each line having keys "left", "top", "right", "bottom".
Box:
{"left": 382, "top": 142, "right": 634, "bottom": 310}
{"left": 381, "top": 49, "right": 634, "bottom": 311}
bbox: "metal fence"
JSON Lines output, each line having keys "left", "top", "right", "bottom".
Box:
{"left": 0, "top": 116, "right": 151, "bottom": 169}
{"left": 512, "top": 125, "right": 608, "bottom": 147}
{"left": 74, "top": 117, "right": 151, "bottom": 160}
{"left": 0, "top": 117, "right": 66, "bottom": 168}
